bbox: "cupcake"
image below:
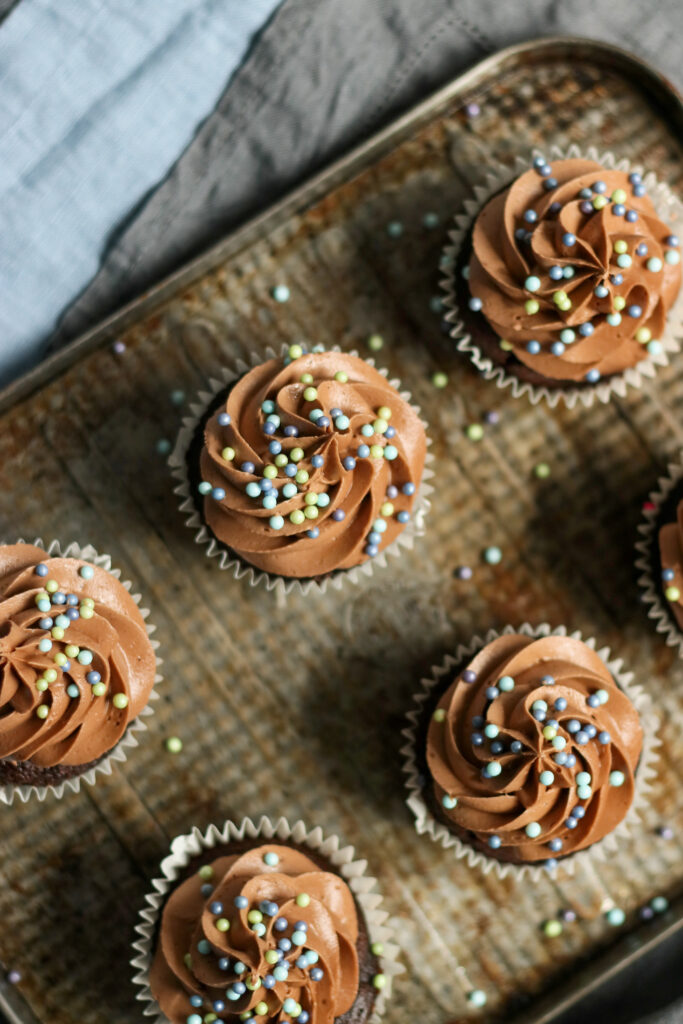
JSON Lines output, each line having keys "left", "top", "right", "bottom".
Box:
{"left": 403, "top": 627, "right": 655, "bottom": 875}
{"left": 132, "top": 818, "right": 397, "bottom": 1024}
{"left": 636, "top": 457, "right": 683, "bottom": 654}
{"left": 0, "top": 542, "right": 157, "bottom": 796}
{"left": 444, "top": 149, "right": 683, "bottom": 405}
{"left": 173, "top": 346, "right": 428, "bottom": 587}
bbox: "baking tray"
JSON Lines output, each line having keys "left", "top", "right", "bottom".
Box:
{"left": 0, "top": 35, "right": 682, "bottom": 1024}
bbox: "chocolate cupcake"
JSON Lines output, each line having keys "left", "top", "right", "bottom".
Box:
{"left": 402, "top": 626, "right": 657, "bottom": 877}
{"left": 0, "top": 541, "right": 158, "bottom": 800}
{"left": 170, "top": 345, "right": 429, "bottom": 593}
{"left": 636, "top": 456, "right": 683, "bottom": 655}
{"left": 132, "top": 818, "right": 398, "bottom": 1024}
{"left": 443, "top": 147, "right": 683, "bottom": 406}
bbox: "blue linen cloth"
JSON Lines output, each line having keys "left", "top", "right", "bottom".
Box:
{"left": 0, "top": 0, "right": 280, "bottom": 385}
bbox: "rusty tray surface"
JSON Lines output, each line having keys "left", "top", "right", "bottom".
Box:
{"left": 1, "top": 36, "right": 683, "bottom": 1024}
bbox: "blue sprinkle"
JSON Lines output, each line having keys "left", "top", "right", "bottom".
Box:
{"left": 240, "top": 461, "right": 255, "bottom": 474}
{"left": 567, "top": 719, "right": 580, "bottom": 733}
{"left": 545, "top": 858, "right": 558, "bottom": 870}
{"left": 469, "top": 296, "right": 483, "bottom": 311}
{"left": 332, "top": 509, "right": 345, "bottom": 521}
{"left": 201, "top": 884, "right": 213, "bottom": 897}
{"left": 543, "top": 177, "right": 558, "bottom": 190}
{"left": 306, "top": 528, "right": 320, "bottom": 539}
{"left": 365, "top": 544, "right": 379, "bottom": 558}
{"left": 39, "top": 617, "right": 53, "bottom": 629}
{"left": 626, "top": 210, "right": 638, "bottom": 222}
{"left": 317, "top": 416, "right": 330, "bottom": 429}
{"left": 274, "top": 918, "right": 288, "bottom": 931}
{"left": 86, "top": 671, "right": 101, "bottom": 685}
{"left": 269, "top": 440, "right": 282, "bottom": 455}
{"left": 472, "top": 716, "right": 485, "bottom": 728}
{"left": 573, "top": 806, "right": 586, "bottom": 819}
{"left": 490, "top": 741, "right": 504, "bottom": 755}
{"left": 612, "top": 204, "right": 625, "bottom": 217}
{"left": 397, "top": 511, "right": 410, "bottom": 523}
{"left": 599, "top": 731, "right": 611, "bottom": 744}
{"left": 585, "top": 369, "right": 601, "bottom": 383}
{"left": 526, "top": 340, "right": 541, "bottom": 355}
{"left": 66, "top": 594, "right": 79, "bottom": 606}
{"left": 402, "top": 482, "right": 416, "bottom": 496}
{"left": 263, "top": 420, "right": 277, "bottom": 435}
{"left": 610, "top": 273, "right": 624, "bottom": 285}
{"left": 566, "top": 754, "right": 577, "bottom": 768}
{"left": 594, "top": 284, "right": 609, "bottom": 298}
{"left": 575, "top": 730, "right": 589, "bottom": 745}
{"left": 587, "top": 694, "right": 600, "bottom": 708}
{"left": 67, "top": 684, "right": 79, "bottom": 698}
{"left": 234, "top": 895, "right": 248, "bottom": 909}
{"left": 551, "top": 342, "right": 566, "bottom": 356}
{"left": 263, "top": 975, "right": 276, "bottom": 989}
{"left": 554, "top": 697, "right": 567, "bottom": 712}
{"left": 541, "top": 675, "right": 555, "bottom": 686}
{"left": 284, "top": 425, "right": 299, "bottom": 437}
{"left": 634, "top": 183, "right": 646, "bottom": 197}
{"left": 593, "top": 181, "right": 607, "bottom": 194}
{"left": 471, "top": 733, "right": 484, "bottom": 747}
{"left": 218, "top": 957, "right": 230, "bottom": 971}
{"left": 284, "top": 464, "right": 297, "bottom": 477}
{"left": 636, "top": 243, "right": 649, "bottom": 256}
{"left": 190, "top": 996, "right": 203, "bottom": 1008}
{"left": 562, "top": 232, "right": 576, "bottom": 246}
{"left": 35, "top": 563, "right": 48, "bottom": 577}
{"left": 53, "top": 592, "right": 66, "bottom": 605}
{"left": 278, "top": 938, "right": 292, "bottom": 952}
{"left": 311, "top": 455, "right": 324, "bottom": 468}
{"left": 343, "top": 456, "right": 356, "bottom": 471}
{"left": 261, "top": 400, "right": 276, "bottom": 414}
{"left": 218, "top": 413, "right": 231, "bottom": 426}
{"left": 553, "top": 752, "right": 567, "bottom": 766}
{"left": 510, "top": 740, "right": 523, "bottom": 754}
{"left": 197, "top": 939, "right": 211, "bottom": 955}
{"left": 385, "top": 425, "right": 396, "bottom": 438}
{"left": 627, "top": 305, "right": 642, "bottom": 318}
{"left": 579, "top": 322, "right": 594, "bottom": 336}
{"left": 357, "top": 444, "right": 370, "bottom": 458}
{"left": 584, "top": 724, "right": 597, "bottom": 738}
{"left": 663, "top": 569, "right": 676, "bottom": 581}
{"left": 565, "top": 816, "right": 578, "bottom": 829}
{"left": 629, "top": 172, "right": 642, "bottom": 185}
{"left": 485, "top": 686, "right": 500, "bottom": 700}
{"left": 310, "top": 968, "right": 324, "bottom": 982}
{"left": 66, "top": 608, "right": 80, "bottom": 621}
{"left": 488, "top": 835, "right": 502, "bottom": 849}
{"left": 549, "top": 266, "right": 564, "bottom": 280}
{"left": 580, "top": 201, "right": 594, "bottom": 215}
{"left": 213, "top": 1002, "right": 225, "bottom": 1014}
{"left": 579, "top": 187, "right": 593, "bottom": 198}
{"left": 523, "top": 209, "right": 538, "bottom": 224}
{"left": 209, "top": 901, "right": 223, "bottom": 915}
{"left": 549, "top": 838, "right": 563, "bottom": 852}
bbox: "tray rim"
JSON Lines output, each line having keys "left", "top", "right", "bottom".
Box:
{"left": 1, "top": 32, "right": 683, "bottom": 1024}
{"left": 1, "top": 34, "right": 681, "bottom": 419}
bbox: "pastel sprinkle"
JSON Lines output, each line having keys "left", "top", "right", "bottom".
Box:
{"left": 431, "top": 371, "right": 448, "bottom": 388}
{"left": 165, "top": 737, "right": 183, "bottom": 753}
{"left": 483, "top": 546, "right": 502, "bottom": 565}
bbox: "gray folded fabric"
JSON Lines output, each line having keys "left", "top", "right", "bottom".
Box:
{"left": 54, "top": 0, "right": 683, "bottom": 348}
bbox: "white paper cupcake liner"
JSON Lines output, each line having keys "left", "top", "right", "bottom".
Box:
{"left": 441, "top": 143, "right": 683, "bottom": 408}
{"left": 169, "top": 345, "right": 433, "bottom": 600}
{"left": 401, "top": 622, "right": 659, "bottom": 881}
{"left": 0, "top": 537, "right": 162, "bottom": 805}
{"left": 131, "top": 815, "right": 402, "bottom": 1024}
{"left": 635, "top": 454, "right": 683, "bottom": 657}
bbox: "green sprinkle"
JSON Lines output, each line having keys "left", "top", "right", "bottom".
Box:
{"left": 367, "top": 334, "right": 384, "bottom": 351}
{"left": 432, "top": 708, "right": 446, "bottom": 722}
{"left": 372, "top": 974, "right": 386, "bottom": 990}
{"left": 198, "top": 865, "right": 213, "bottom": 880}
{"left": 466, "top": 424, "right": 484, "bottom": 442}
{"left": 665, "top": 586, "right": 680, "bottom": 602}
{"left": 290, "top": 447, "right": 304, "bottom": 463}
{"left": 290, "top": 509, "right": 305, "bottom": 525}
{"left": 45, "top": 580, "right": 58, "bottom": 593}
{"left": 36, "top": 705, "right": 49, "bottom": 719}
{"left": 431, "top": 371, "right": 449, "bottom": 389}
{"left": 112, "top": 693, "right": 129, "bottom": 710}
{"left": 525, "top": 299, "right": 540, "bottom": 315}
{"left": 165, "top": 736, "right": 183, "bottom": 754}
{"left": 334, "top": 371, "right": 348, "bottom": 383}
{"left": 543, "top": 919, "right": 563, "bottom": 938}
{"left": 92, "top": 682, "right": 106, "bottom": 697}
{"left": 296, "top": 892, "right": 310, "bottom": 907}
{"left": 370, "top": 941, "right": 384, "bottom": 956}
{"left": 534, "top": 462, "right": 551, "bottom": 479}
{"left": 499, "top": 339, "right": 513, "bottom": 351}
{"left": 215, "top": 918, "right": 230, "bottom": 932}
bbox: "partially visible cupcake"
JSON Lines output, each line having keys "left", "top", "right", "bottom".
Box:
{"left": 444, "top": 150, "right": 683, "bottom": 404}
{"left": 175, "top": 346, "right": 428, "bottom": 586}
{"left": 636, "top": 456, "right": 683, "bottom": 655}
{"left": 133, "top": 820, "right": 397, "bottom": 1024}
{"left": 0, "top": 542, "right": 157, "bottom": 795}
{"left": 403, "top": 629, "right": 652, "bottom": 874}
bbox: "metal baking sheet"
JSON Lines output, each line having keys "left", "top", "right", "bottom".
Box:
{"left": 1, "top": 36, "right": 682, "bottom": 1024}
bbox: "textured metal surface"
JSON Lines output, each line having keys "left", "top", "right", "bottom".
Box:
{"left": 0, "top": 37, "right": 682, "bottom": 1024}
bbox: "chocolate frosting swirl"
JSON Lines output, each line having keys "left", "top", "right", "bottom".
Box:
{"left": 659, "top": 498, "right": 683, "bottom": 630}
{"left": 0, "top": 544, "right": 156, "bottom": 767}
{"left": 150, "top": 844, "right": 360, "bottom": 1024}
{"left": 426, "top": 634, "right": 642, "bottom": 864}
{"left": 467, "top": 158, "right": 682, "bottom": 382}
{"left": 198, "top": 351, "right": 426, "bottom": 578}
